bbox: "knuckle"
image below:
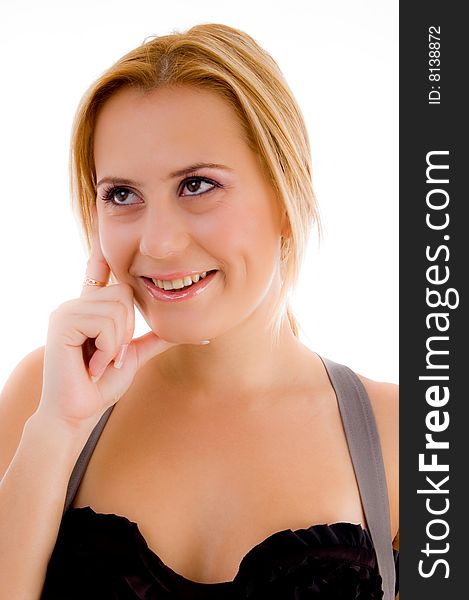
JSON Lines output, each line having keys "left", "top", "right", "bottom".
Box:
{"left": 49, "top": 302, "right": 70, "bottom": 322}
{"left": 116, "top": 300, "right": 129, "bottom": 322}
{"left": 103, "top": 314, "right": 118, "bottom": 333}
{"left": 106, "top": 303, "right": 125, "bottom": 331}
{"left": 96, "top": 324, "right": 117, "bottom": 350}
{"left": 53, "top": 299, "right": 73, "bottom": 313}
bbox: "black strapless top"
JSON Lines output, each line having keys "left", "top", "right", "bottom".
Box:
{"left": 40, "top": 356, "right": 398, "bottom": 599}
{"left": 41, "top": 506, "right": 397, "bottom": 599}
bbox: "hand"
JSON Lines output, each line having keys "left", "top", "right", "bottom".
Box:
{"left": 36, "top": 207, "right": 203, "bottom": 433}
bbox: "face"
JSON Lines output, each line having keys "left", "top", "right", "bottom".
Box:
{"left": 93, "top": 85, "right": 285, "bottom": 343}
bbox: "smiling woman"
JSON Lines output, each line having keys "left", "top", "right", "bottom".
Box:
{"left": 91, "top": 84, "right": 290, "bottom": 344}
{"left": 0, "top": 23, "right": 398, "bottom": 599}
{"left": 71, "top": 27, "right": 318, "bottom": 346}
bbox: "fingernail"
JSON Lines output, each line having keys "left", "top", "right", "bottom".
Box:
{"left": 90, "top": 367, "right": 105, "bottom": 383}
{"left": 114, "top": 344, "right": 129, "bottom": 369}
{"left": 199, "top": 340, "right": 210, "bottom": 345}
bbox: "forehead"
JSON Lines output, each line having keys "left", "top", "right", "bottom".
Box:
{"left": 93, "top": 86, "right": 249, "bottom": 175}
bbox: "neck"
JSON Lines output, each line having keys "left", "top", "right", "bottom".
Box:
{"left": 152, "top": 301, "right": 310, "bottom": 411}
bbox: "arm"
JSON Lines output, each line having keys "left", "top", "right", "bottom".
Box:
{"left": 0, "top": 348, "right": 90, "bottom": 600}
{"left": 0, "top": 228, "right": 195, "bottom": 599}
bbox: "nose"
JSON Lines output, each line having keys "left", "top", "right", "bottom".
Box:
{"left": 138, "top": 200, "right": 191, "bottom": 259}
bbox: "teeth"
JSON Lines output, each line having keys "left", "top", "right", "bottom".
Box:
{"left": 172, "top": 278, "right": 184, "bottom": 289}
{"left": 151, "top": 270, "right": 212, "bottom": 290}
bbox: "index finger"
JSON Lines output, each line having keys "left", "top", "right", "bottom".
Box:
{"left": 82, "top": 205, "right": 110, "bottom": 295}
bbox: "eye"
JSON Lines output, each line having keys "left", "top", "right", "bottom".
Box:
{"left": 99, "top": 186, "right": 139, "bottom": 207}
{"left": 98, "top": 175, "right": 220, "bottom": 208}
{"left": 180, "top": 176, "right": 219, "bottom": 197}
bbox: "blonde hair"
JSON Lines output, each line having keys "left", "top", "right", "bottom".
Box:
{"left": 69, "top": 23, "right": 321, "bottom": 346}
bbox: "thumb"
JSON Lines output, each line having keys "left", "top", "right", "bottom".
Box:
{"left": 129, "top": 332, "right": 211, "bottom": 371}
{"left": 130, "top": 331, "right": 176, "bottom": 370}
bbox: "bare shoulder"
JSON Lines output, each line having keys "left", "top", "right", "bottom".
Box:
{"left": 356, "top": 372, "right": 399, "bottom": 540}
{"left": 0, "top": 346, "right": 45, "bottom": 479}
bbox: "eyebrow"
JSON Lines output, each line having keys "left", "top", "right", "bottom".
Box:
{"left": 96, "top": 162, "right": 233, "bottom": 188}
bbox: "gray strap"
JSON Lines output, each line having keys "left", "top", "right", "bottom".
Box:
{"left": 320, "top": 355, "right": 396, "bottom": 600}
{"left": 63, "top": 405, "right": 115, "bottom": 514}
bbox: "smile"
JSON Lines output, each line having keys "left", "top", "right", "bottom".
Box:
{"left": 150, "top": 270, "right": 213, "bottom": 291}
{"left": 141, "top": 270, "right": 219, "bottom": 303}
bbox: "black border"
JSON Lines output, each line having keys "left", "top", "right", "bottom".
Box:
{"left": 400, "top": 1, "right": 467, "bottom": 596}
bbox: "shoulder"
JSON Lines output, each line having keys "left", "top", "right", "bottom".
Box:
{"left": 0, "top": 346, "right": 45, "bottom": 478}
{"left": 355, "top": 372, "right": 399, "bottom": 542}
{"left": 356, "top": 374, "right": 399, "bottom": 437}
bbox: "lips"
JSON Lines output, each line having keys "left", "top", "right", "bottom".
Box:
{"left": 143, "top": 269, "right": 216, "bottom": 282}
{"left": 141, "top": 269, "right": 219, "bottom": 303}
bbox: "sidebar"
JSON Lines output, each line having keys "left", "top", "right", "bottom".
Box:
{"left": 400, "top": 1, "right": 467, "bottom": 597}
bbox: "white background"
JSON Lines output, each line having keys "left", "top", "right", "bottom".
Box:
{"left": 0, "top": 0, "right": 398, "bottom": 389}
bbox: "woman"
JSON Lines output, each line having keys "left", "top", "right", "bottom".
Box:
{"left": 0, "top": 23, "right": 398, "bottom": 599}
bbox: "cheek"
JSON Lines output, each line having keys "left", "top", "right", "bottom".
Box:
{"left": 214, "top": 198, "right": 280, "bottom": 263}
{"left": 99, "top": 225, "right": 131, "bottom": 273}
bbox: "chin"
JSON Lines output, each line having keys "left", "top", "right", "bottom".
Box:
{"left": 146, "top": 319, "right": 211, "bottom": 345}
{"left": 139, "top": 302, "right": 240, "bottom": 344}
